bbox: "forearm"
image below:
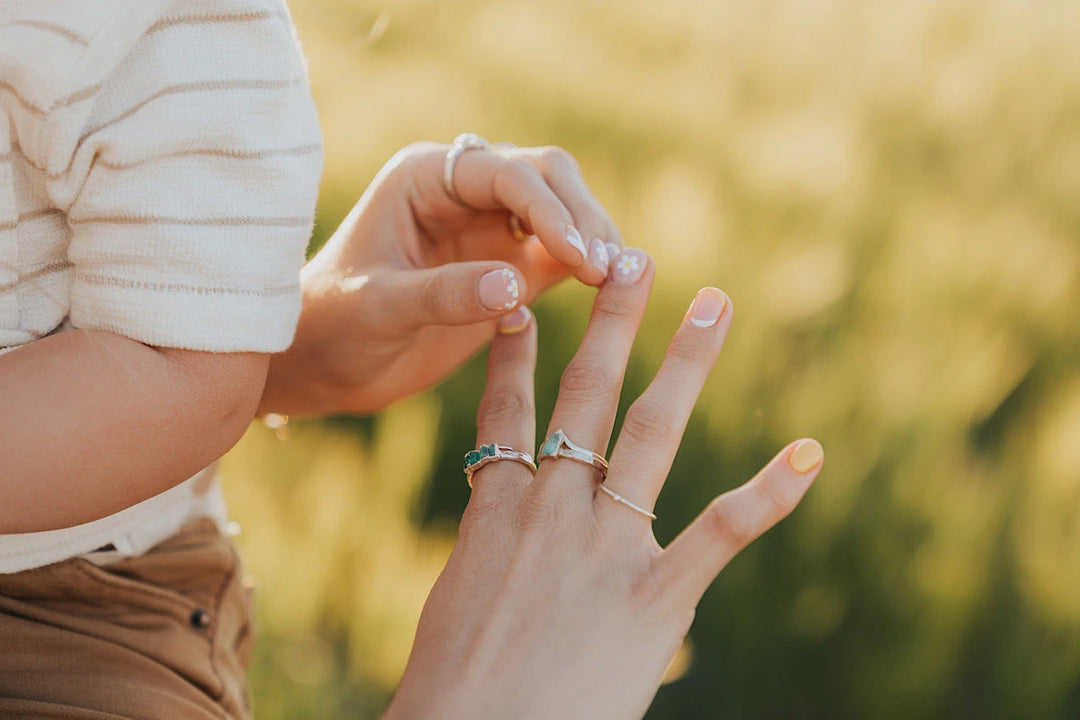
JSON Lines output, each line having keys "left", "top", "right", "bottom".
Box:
{"left": 0, "top": 329, "right": 268, "bottom": 533}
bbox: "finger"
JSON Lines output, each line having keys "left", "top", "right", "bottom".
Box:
{"left": 446, "top": 148, "right": 607, "bottom": 286}
{"left": 471, "top": 308, "right": 538, "bottom": 495}
{"left": 597, "top": 288, "right": 732, "bottom": 526}
{"left": 515, "top": 146, "right": 624, "bottom": 278}
{"left": 363, "top": 262, "right": 529, "bottom": 332}
{"left": 538, "top": 248, "right": 653, "bottom": 493}
{"left": 656, "top": 439, "right": 824, "bottom": 608}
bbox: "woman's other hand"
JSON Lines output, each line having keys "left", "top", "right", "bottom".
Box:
{"left": 260, "top": 140, "right": 621, "bottom": 417}
{"left": 386, "top": 251, "right": 824, "bottom": 720}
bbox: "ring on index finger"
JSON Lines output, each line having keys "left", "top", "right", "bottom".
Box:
{"left": 509, "top": 214, "right": 535, "bottom": 242}
{"left": 537, "top": 429, "right": 609, "bottom": 479}
{"left": 464, "top": 443, "right": 537, "bottom": 488}
{"left": 443, "top": 132, "right": 491, "bottom": 206}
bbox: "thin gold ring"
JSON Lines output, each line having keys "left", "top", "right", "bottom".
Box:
{"left": 597, "top": 484, "right": 657, "bottom": 521}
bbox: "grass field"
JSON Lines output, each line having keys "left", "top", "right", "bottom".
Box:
{"left": 219, "top": 1, "right": 1080, "bottom": 717}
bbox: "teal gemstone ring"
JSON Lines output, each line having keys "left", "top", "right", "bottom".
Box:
{"left": 537, "top": 429, "right": 609, "bottom": 479}
{"left": 463, "top": 443, "right": 537, "bottom": 487}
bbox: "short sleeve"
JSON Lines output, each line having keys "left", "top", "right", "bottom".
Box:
{"left": 43, "top": 0, "right": 323, "bottom": 352}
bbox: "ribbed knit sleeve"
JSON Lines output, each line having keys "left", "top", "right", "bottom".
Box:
{"left": 39, "top": 0, "right": 323, "bottom": 352}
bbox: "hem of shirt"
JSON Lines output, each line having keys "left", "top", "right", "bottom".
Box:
{"left": 0, "top": 465, "right": 228, "bottom": 574}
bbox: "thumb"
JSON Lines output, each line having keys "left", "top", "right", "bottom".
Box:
{"left": 365, "top": 262, "right": 529, "bottom": 332}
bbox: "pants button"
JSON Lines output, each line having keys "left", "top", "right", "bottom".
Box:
{"left": 190, "top": 608, "right": 211, "bottom": 630}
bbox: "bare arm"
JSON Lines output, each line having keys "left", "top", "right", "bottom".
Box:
{"left": 0, "top": 329, "right": 267, "bottom": 533}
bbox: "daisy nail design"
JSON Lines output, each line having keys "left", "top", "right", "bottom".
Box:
{"left": 479, "top": 267, "right": 521, "bottom": 310}
{"left": 610, "top": 249, "right": 646, "bottom": 284}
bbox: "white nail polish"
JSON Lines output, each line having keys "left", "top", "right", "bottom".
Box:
{"left": 565, "top": 226, "right": 587, "bottom": 261}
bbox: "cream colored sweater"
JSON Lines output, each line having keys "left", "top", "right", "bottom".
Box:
{"left": 0, "top": 0, "right": 323, "bottom": 571}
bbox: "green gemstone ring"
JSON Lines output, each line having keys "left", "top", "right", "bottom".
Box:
{"left": 537, "top": 429, "right": 609, "bottom": 479}
{"left": 463, "top": 443, "right": 538, "bottom": 487}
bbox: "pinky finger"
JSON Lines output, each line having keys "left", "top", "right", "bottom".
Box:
{"left": 655, "top": 439, "right": 824, "bottom": 609}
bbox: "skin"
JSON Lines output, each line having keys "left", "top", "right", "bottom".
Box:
{"left": 259, "top": 141, "right": 623, "bottom": 417}
{"left": 385, "top": 253, "right": 823, "bottom": 720}
{"left": 0, "top": 331, "right": 266, "bottom": 533}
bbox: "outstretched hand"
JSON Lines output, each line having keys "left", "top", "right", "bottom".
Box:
{"left": 259, "top": 140, "right": 622, "bottom": 417}
{"left": 386, "top": 251, "right": 824, "bottom": 720}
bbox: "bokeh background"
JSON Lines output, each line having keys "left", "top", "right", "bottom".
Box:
{"left": 219, "top": 0, "right": 1080, "bottom": 717}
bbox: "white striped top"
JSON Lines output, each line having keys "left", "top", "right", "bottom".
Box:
{"left": 0, "top": 0, "right": 323, "bottom": 571}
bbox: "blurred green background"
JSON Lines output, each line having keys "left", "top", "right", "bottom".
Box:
{"left": 219, "top": 0, "right": 1080, "bottom": 717}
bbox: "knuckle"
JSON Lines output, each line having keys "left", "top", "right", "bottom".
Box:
{"left": 496, "top": 158, "right": 538, "bottom": 188}
{"left": 757, "top": 480, "right": 796, "bottom": 522}
{"left": 705, "top": 497, "right": 756, "bottom": 549}
{"left": 419, "top": 273, "right": 447, "bottom": 319}
{"left": 559, "top": 359, "right": 619, "bottom": 400}
{"left": 388, "top": 142, "right": 432, "bottom": 173}
{"left": 478, "top": 387, "right": 532, "bottom": 427}
{"left": 539, "top": 145, "right": 581, "bottom": 176}
{"left": 591, "top": 288, "right": 636, "bottom": 320}
{"left": 621, "top": 399, "right": 676, "bottom": 445}
{"left": 666, "top": 332, "right": 711, "bottom": 364}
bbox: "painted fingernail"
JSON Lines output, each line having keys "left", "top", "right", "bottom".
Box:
{"left": 497, "top": 306, "right": 532, "bottom": 334}
{"left": 479, "top": 267, "right": 521, "bottom": 311}
{"left": 789, "top": 439, "right": 824, "bottom": 473}
{"left": 609, "top": 247, "right": 647, "bottom": 285}
{"left": 588, "top": 237, "right": 609, "bottom": 275}
{"left": 565, "top": 226, "right": 587, "bottom": 263}
{"left": 605, "top": 242, "right": 621, "bottom": 261}
{"left": 688, "top": 287, "right": 727, "bottom": 328}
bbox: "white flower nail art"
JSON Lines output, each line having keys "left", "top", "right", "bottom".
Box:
{"left": 501, "top": 267, "right": 519, "bottom": 309}
{"left": 616, "top": 254, "right": 640, "bottom": 276}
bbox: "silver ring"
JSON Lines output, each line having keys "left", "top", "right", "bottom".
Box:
{"left": 597, "top": 484, "right": 657, "bottom": 521}
{"left": 464, "top": 443, "right": 537, "bottom": 488}
{"left": 537, "top": 429, "right": 609, "bottom": 479}
{"left": 443, "top": 133, "right": 491, "bottom": 206}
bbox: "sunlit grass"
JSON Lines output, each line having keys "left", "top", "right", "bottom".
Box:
{"left": 223, "top": 0, "right": 1080, "bottom": 717}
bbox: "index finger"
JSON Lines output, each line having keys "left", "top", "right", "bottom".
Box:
{"left": 470, "top": 307, "right": 539, "bottom": 498}
{"left": 409, "top": 144, "right": 606, "bottom": 286}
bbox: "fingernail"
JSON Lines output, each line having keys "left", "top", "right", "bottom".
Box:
{"left": 788, "top": 439, "right": 824, "bottom": 473}
{"left": 605, "top": 242, "right": 621, "bottom": 261}
{"left": 497, "top": 306, "right": 532, "bottom": 334}
{"left": 609, "top": 248, "right": 647, "bottom": 285}
{"left": 479, "top": 267, "right": 521, "bottom": 311}
{"left": 688, "top": 287, "right": 727, "bottom": 328}
{"left": 565, "top": 226, "right": 587, "bottom": 262}
{"left": 589, "top": 237, "right": 609, "bottom": 275}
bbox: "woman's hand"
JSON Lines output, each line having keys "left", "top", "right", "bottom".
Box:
{"left": 259, "top": 141, "right": 622, "bottom": 417}
{"left": 386, "top": 250, "right": 824, "bottom": 720}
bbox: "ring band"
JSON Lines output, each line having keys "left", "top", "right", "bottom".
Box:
{"left": 537, "top": 429, "right": 609, "bottom": 479}
{"left": 464, "top": 443, "right": 537, "bottom": 487}
{"left": 597, "top": 484, "right": 657, "bottom": 521}
{"left": 509, "top": 214, "right": 534, "bottom": 242}
{"left": 443, "top": 133, "right": 491, "bottom": 206}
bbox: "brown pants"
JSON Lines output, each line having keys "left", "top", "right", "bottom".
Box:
{"left": 0, "top": 519, "right": 254, "bottom": 719}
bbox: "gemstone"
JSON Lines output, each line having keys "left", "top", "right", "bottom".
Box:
{"left": 465, "top": 450, "right": 481, "bottom": 468}
{"left": 541, "top": 432, "right": 562, "bottom": 456}
{"left": 480, "top": 444, "right": 493, "bottom": 458}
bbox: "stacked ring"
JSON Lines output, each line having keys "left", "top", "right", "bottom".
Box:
{"left": 464, "top": 443, "right": 537, "bottom": 487}
{"left": 537, "top": 429, "right": 609, "bottom": 479}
